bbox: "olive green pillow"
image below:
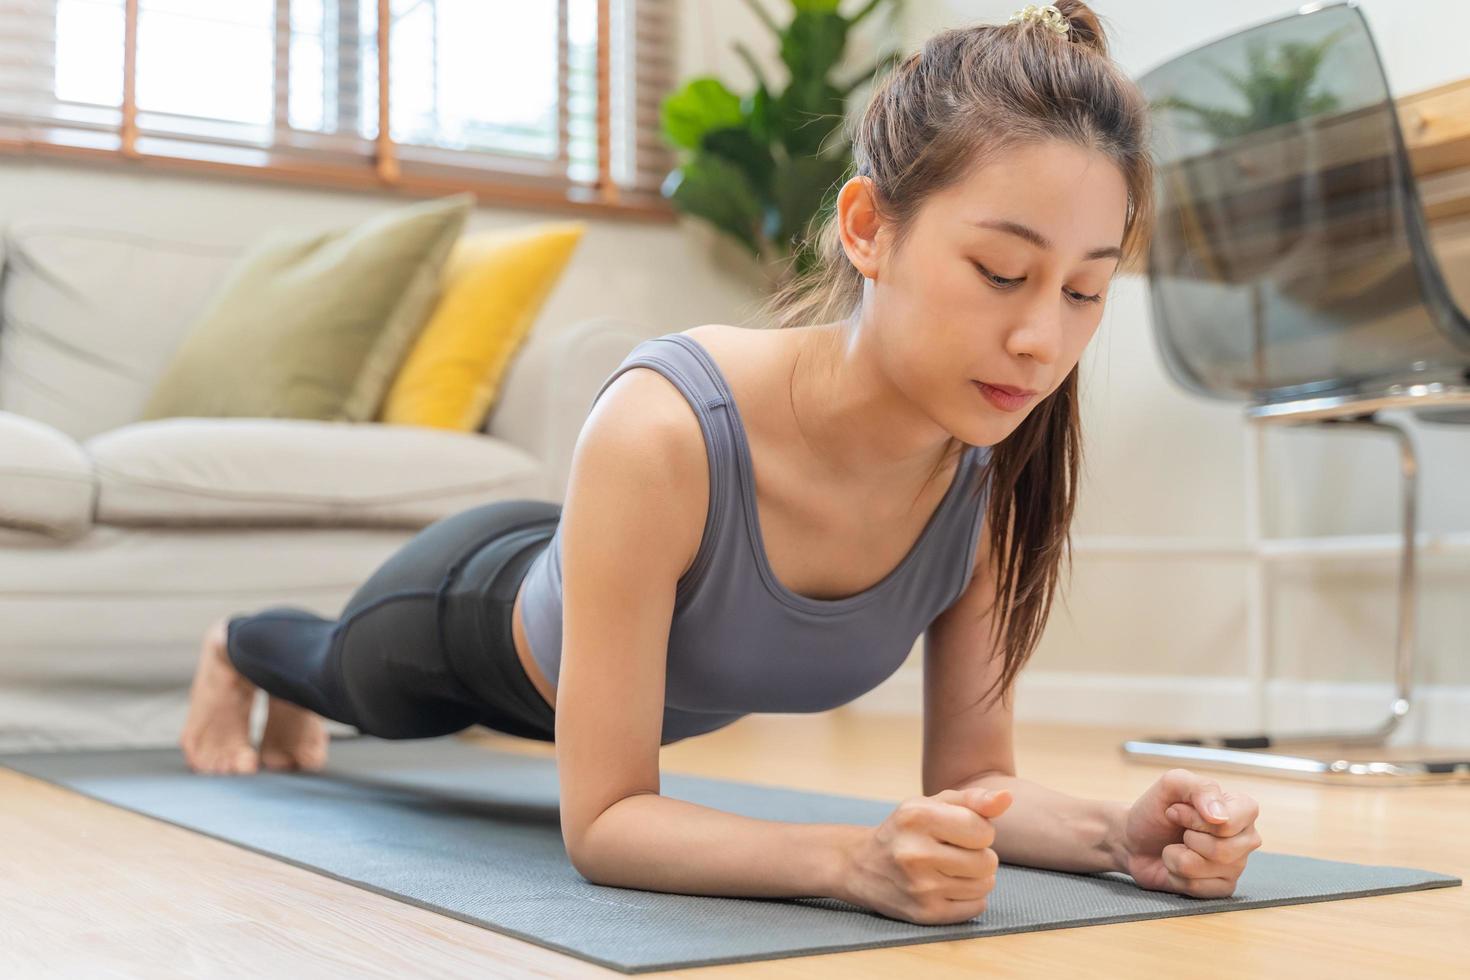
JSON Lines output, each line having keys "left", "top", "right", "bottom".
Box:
{"left": 140, "top": 192, "right": 473, "bottom": 423}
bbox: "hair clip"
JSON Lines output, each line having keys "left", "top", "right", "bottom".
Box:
{"left": 1008, "top": 4, "right": 1071, "bottom": 36}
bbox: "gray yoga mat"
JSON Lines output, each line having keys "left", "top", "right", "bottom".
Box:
{"left": 1, "top": 735, "right": 1458, "bottom": 974}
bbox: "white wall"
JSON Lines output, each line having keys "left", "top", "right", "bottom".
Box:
{"left": 0, "top": 158, "right": 765, "bottom": 361}
{"left": 884, "top": 1, "right": 1470, "bottom": 733}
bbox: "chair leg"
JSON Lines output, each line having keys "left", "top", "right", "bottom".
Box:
{"left": 1120, "top": 414, "right": 1470, "bottom": 784}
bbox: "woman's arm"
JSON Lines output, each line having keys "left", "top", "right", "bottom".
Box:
{"left": 575, "top": 793, "right": 860, "bottom": 899}
{"left": 556, "top": 368, "right": 859, "bottom": 900}
{"left": 944, "top": 772, "right": 1128, "bottom": 874}
{"left": 921, "top": 515, "right": 1127, "bottom": 876}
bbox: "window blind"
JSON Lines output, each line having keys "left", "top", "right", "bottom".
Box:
{"left": 0, "top": 0, "right": 676, "bottom": 214}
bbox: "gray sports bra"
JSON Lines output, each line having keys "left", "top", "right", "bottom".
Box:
{"left": 517, "top": 331, "right": 993, "bottom": 744}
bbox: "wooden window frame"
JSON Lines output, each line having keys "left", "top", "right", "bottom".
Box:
{"left": 0, "top": 0, "right": 675, "bottom": 222}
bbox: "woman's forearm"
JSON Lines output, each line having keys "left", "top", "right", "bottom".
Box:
{"left": 952, "top": 772, "right": 1129, "bottom": 875}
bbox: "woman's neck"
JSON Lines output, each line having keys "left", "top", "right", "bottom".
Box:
{"left": 787, "top": 319, "right": 960, "bottom": 488}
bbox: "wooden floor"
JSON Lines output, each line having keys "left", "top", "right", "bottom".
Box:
{"left": 1, "top": 713, "right": 1465, "bottom": 977}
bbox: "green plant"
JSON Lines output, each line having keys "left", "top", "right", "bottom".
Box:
{"left": 659, "top": 0, "right": 904, "bottom": 283}
{"left": 1151, "top": 26, "right": 1351, "bottom": 140}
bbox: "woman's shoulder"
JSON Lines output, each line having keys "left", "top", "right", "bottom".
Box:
{"left": 601, "top": 322, "right": 786, "bottom": 461}
{"left": 675, "top": 322, "right": 794, "bottom": 395}
{"left": 584, "top": 324, "right": 771, "bottom": 483}
{"left": 570, "top": 355, "right": 712, "bottom": 583}
{"left": 604, "top": 323, "right": 750, "bottom": 415}
{"left": 669, "top": 322, "right": 772, "bottom": 358}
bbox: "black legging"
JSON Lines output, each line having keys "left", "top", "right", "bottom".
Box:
{"left": 225, "top": 499, "right": 561, "bottom": 742}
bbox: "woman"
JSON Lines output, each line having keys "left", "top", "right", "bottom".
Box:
{"left": 181, "top": 1, "right": 1262, "bottom": 926}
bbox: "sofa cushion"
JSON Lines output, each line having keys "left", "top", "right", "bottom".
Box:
{"left": 138, "top": 193, "right": 473, "bottom": 425}
{"left": 84, "top": 418, "right": 544, "bottom": 528}
{"left": 0, "top": 220, "right": 243, "bottom": 440}
{"left": 0, "top": 410, "right": 96, "bottom": 538}
{"left": 379, "top": 220, "right": 585, "bottom": 431}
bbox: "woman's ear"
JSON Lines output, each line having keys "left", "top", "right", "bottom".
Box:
{"left": 835, "top": 176, "right": 883, "bottom": 280}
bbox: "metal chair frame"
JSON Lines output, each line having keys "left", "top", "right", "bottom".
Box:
{"left": 1122, "top": 384, "right": 1470, "bottom": 784}
{"left": 1120, "top": 1, "right": 1470, "bottom": 784}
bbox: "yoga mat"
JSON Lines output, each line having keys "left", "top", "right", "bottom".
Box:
{"left": 1, "top": 735, "right": 1458, "bottom": 974}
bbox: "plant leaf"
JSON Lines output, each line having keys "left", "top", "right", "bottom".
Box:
{"left": 660, "top": 77, "right": 744, "bottom": 150}
{"left": 772, "top": 151, "right": 853, "bottom": 252}
{"left": 780, "top": 10, "right": 850, "bottom": 84}
{"left": 702, "top": 125, "right": 777, "bottom": 199}
{"left": 772, "top": 78, "right": 848, "bottom": 157}
{"left": 742, "top": 83, "right": 773, "bottom": 145}
{"left": 663, "top": 152, "right": 766, "bottom": 257}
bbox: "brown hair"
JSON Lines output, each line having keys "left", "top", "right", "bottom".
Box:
{"left": 756, "top": 1, "right": 1155, "bottom": 714}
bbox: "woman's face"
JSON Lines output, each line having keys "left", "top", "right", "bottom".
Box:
{"left": 840, "top": 138, "right": 1129, "bottom": 447}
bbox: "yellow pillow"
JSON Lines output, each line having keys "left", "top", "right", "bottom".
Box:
{"left": 379, "top": 220, "right": 585, "bottom": 430}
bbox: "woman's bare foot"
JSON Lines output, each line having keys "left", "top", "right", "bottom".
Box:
{"left": 258, "top": 697, "right": 329, "bottom": 772}
{"left": 179, "top": 616, "right": 259, "bottom": 775}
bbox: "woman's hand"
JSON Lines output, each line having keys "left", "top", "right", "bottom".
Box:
{"left": 839, "top": 787, "right": 1013, "bottom": 925}
{"left": 1118, "top": 768, "right": 1262, "bottom": 898}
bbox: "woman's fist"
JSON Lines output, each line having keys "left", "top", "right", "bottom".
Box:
{"left": 1120, "top": 768, "right": 1262, "bottom": 898}
{"left": 839, "top": 786, "right": 1013, "bottom": 925}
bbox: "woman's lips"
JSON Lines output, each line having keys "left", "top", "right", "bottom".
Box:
{"left": 972, "top": 380, "right": 1035, "bottom": 412}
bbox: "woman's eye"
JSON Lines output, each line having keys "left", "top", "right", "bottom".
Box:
{"left": 974, "top": 263, "right": 1021, "bottom": 287}
{"left": 975, "top": 262, "right": 1102, "bottom": 305}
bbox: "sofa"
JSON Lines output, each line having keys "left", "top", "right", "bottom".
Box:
{"left": 0, "top": 217, "right": 644, "bottom": 752}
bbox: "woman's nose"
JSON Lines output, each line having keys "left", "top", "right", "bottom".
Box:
{"left": 1005, "top": 298, "right": 1062, "bottom": 365}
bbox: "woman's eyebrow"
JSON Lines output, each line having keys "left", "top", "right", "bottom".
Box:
{"left": 969, "top": 218, "right": 1121, "bottom": 262}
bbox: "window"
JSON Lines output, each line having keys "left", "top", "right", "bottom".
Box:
{"left": 0, "top": 0, "right": 676, "bottom": 218}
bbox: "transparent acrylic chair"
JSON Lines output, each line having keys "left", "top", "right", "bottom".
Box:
{"left": 1124, "top": 0, "right": 1470, "bottom": 783}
